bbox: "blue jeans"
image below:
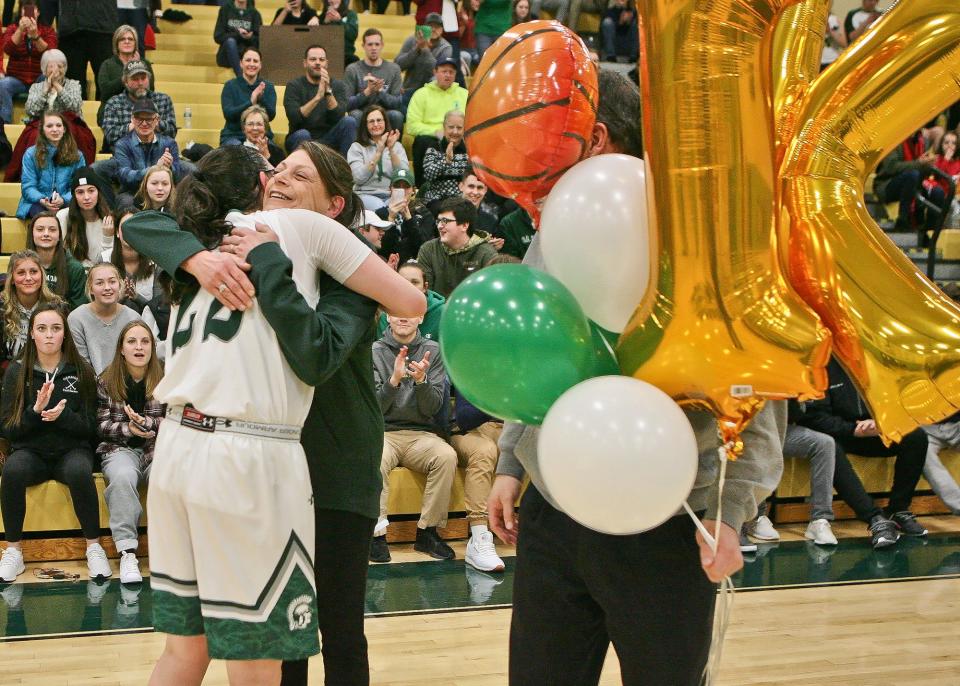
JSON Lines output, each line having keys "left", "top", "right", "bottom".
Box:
{"left": 286, "top": 116, "right": 358, "bottom": 157}
{"left": 348, "top": 108, "right": 404, "bottom": 133}
{"left": 883, "top": 169, "right": 923, "bottom": 228}
{"left": 220, "top": 36, "right": 242, "bottom": 77}
{"left": 0, "top": 75, "right": 27, "bottom": 124}
{"left": 476, "top": 34, "right": 498, "bottom": 60}
{"left": 600, "top": 17, "right": 640, "bottom": 61}
{"left": 783, "top": 424, "right": 837, "bottom": 521}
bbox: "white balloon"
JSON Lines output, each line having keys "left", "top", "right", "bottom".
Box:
{"left": 538, "top": 376, "right": 698, "bottom": 535}
{"left": 540, "top": 154, "right": 649, "bottom": 332}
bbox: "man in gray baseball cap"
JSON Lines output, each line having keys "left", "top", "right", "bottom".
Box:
{"left": 395, "top": 11, "right": 453, "bottom": 99}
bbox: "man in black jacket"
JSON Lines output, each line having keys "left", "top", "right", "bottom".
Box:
{"left": 798, "top": 357, "right": 929, "bottom": 537}
{"left": 283, "top": 44, "right": 357, "bottom": 156}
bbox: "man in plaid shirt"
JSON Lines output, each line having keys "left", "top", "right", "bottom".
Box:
{"left": 101, "top": 60, "right": 177, "bottom": 152}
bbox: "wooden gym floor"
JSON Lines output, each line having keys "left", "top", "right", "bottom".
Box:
{"left": 1, "top": 517, "right": 959, "bottom": 684}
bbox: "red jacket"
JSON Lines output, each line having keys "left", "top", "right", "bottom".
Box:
{"left": 415, "top": 0, "right": 459, "bottom": 42}
{"left": 2, "top": 23, "right": 58, "bottom": 85}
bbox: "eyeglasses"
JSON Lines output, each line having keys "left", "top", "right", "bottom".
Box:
{"left": 133, "top": 116, "right": 158, "bottom": 124}
{"left": 436, "top": 217, "right": 458, "bottom": 227}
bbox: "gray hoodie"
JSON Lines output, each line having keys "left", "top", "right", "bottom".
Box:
{"left": 495, "top": 234, "right": 787, "bottom": 532}
{"left": 373, "top": 329, "right": 446, "bottom": 432}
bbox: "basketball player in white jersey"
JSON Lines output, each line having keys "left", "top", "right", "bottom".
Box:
{"left": 123, "top": 146, "right": 425, "bottom": 686}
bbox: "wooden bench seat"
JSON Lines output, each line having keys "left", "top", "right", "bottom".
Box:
{"left": 0, "top": 466, "right": 471, "bottom": 562}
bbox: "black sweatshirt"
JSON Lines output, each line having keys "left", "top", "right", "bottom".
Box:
{"left": 0, "top": 361, "right": 97, "bottom": 454}
{"left": 796, "top": 358, "right": 869, "bottom": 440}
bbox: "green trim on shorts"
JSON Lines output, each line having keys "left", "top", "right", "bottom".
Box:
{"left": 204, "top": 564, "right": 320, "bottom": 661}
{"left": 152, "top": 588, "right": 205, "bottom": 636}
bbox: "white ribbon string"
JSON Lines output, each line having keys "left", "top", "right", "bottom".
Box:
{"left": 684, "top": 443, "right": 736, "bottom": 686}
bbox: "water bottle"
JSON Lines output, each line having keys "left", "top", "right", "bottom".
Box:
{"left": 184, "top": 107, "right": 192, "bottom": 129}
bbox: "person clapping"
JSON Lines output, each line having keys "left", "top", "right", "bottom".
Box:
{"left": 0, "top": 303, "right": 107, "bottom": 583}
{"left": 348, "top": 105, "right": 409, "bottom": 210}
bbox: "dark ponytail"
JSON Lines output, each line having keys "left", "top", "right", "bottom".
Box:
{"left": 168, "top": 146, "right": 268, "bottom": 303}
{"left": 172, "top": 146, "right": 268, "bottom": 250}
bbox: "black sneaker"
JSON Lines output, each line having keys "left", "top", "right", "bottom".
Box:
{"left": 369, "top": 535, "right": 391, "bottom": 563}
{"left": 889, "top": 511, "right": 928, "bottom": 537}
{"left": 868, "top": 515, "right": 900, "bottom": 549}
{"left": 414, "top": 527, "right": 455, "bottom": 560}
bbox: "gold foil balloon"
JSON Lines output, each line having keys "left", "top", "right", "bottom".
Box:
{"left": 617, "top": 0, "right": 833, "bottom": 441}
{"left": 781, "top": 0, "right": 960, "bottom": 441}
{"left": 617, "top": 0, "right": 960, "bottom": 444}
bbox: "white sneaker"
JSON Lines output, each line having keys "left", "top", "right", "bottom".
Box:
{"left": 86, "top": 580, "right": 109, "bottom": 606}
{"left": 0, "top": 547, "right": 24, "bottom": 582}
{"left": 464, "top": 566, "right": 504, "bottom": 604}
{"left": 465, "top": 531, "right": 505, "bottom": 572}
{"left": 0, "top": 582, "right": 23, "bottom": 609}
{"left": 86, "top": 543, "right": 112, "bottom": 580}
{"left": 805, "top": 518, "right": 838, "bottom": 546}
{"left": 119, "top": 551, "right": 142, "bottom": 584}
{"left": 748, "top": 515, "right": 780, "bottom": 541}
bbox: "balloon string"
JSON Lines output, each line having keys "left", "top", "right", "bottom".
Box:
{"left": 596, "top": 328, "right": 618, "bottom": 362}
{"left": 682, "top": 444, "right": 736, "bottom": 686}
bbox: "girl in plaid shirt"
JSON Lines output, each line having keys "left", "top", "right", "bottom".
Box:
{"left": 96, "top": 319, "right": 165, "bottom": 584}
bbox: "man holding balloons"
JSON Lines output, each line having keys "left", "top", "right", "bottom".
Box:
{"left": 479, "top": 69, "right": 786, "bottom": 685}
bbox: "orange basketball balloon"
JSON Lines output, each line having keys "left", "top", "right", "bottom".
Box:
{"left": 465, "top": 20, "right": 598, "bottom": 220}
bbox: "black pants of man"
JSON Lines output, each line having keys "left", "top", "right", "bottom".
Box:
{"left": 837, "top": 428, "right": 927, "bottom": 514}
{"left": 281, "top": 508, "right": 376, "bottom": 686}
{"left": 510, "top": 486, "right": 717, "bottom": 686}
{"left": 833, "top": 441, "right": 884, "bottom": 522}
{"left": 59, "top": 30, "right": 114, "bottom": 101}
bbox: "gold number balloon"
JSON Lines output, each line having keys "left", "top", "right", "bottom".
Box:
{"left": 618, "top": 0, "right": 960, "bottom": 444}
{"left": 781, "top": 0, "right": 960, "bottom": 441}
{"left": 617, "top": 0, "right": 833, "bottom": 445}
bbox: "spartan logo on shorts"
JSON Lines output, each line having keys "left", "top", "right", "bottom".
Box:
{"left": 288, "top": 595, "right": 313, "bottom": 631}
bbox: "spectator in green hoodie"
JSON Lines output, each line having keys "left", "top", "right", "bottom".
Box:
{"left": 377, "top": 260, "right": 445, "bottom": 341}
{"left": 415, "top": 196, "right": 498, "bottom": 297}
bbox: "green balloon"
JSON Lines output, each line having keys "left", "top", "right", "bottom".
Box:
{"left": 440, "top": 264, "right": 617, "bottom": 425}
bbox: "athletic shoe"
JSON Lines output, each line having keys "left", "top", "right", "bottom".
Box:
{"left": 414, "top": 527, "right": 455, "bottom": 560}
{"left": 86, "top": 579, "right": 109, "bottom": 606}
{"left": 889, "top": 511, "right": 928, "bottom": 537}
{"left": 86, "top": 543, "right": 112, "bottom": 580}
{"left": 465, "top": 566, "right": 504, "bottom": 604}
{"left": 369, "top": 535, "right": 391, "bottom": 563}
{"left": 465, "top": 531, "right": 505, "bottom": 572}
{"left": 0, "top": 547, "right": 24, "bottom": 583}
{"left": 738, "top": 530, "right": 757, "bottom": 553}
{"left": 746, "top": 515, "right": 780, "bottom": 542}
{"left": 805, "top": 518, "right": 838, "bottom": 546}
{"left": 0, "top": 583, "right": 24, "bottom": 609}
{"left": 119, "top": 551, "right": 142, "bottom": 584}
{"left": 804, "top": 540, "right": 836, "bottom": 566}
{"left": 868, "top": 515, "right": 900, "bottom": 549}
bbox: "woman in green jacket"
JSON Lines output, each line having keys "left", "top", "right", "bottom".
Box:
{"left": 319, "top": 0, "right": 359, "bottom": 65}
{"left": 475, "top": 0, "right": 512, "bottom": 58}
